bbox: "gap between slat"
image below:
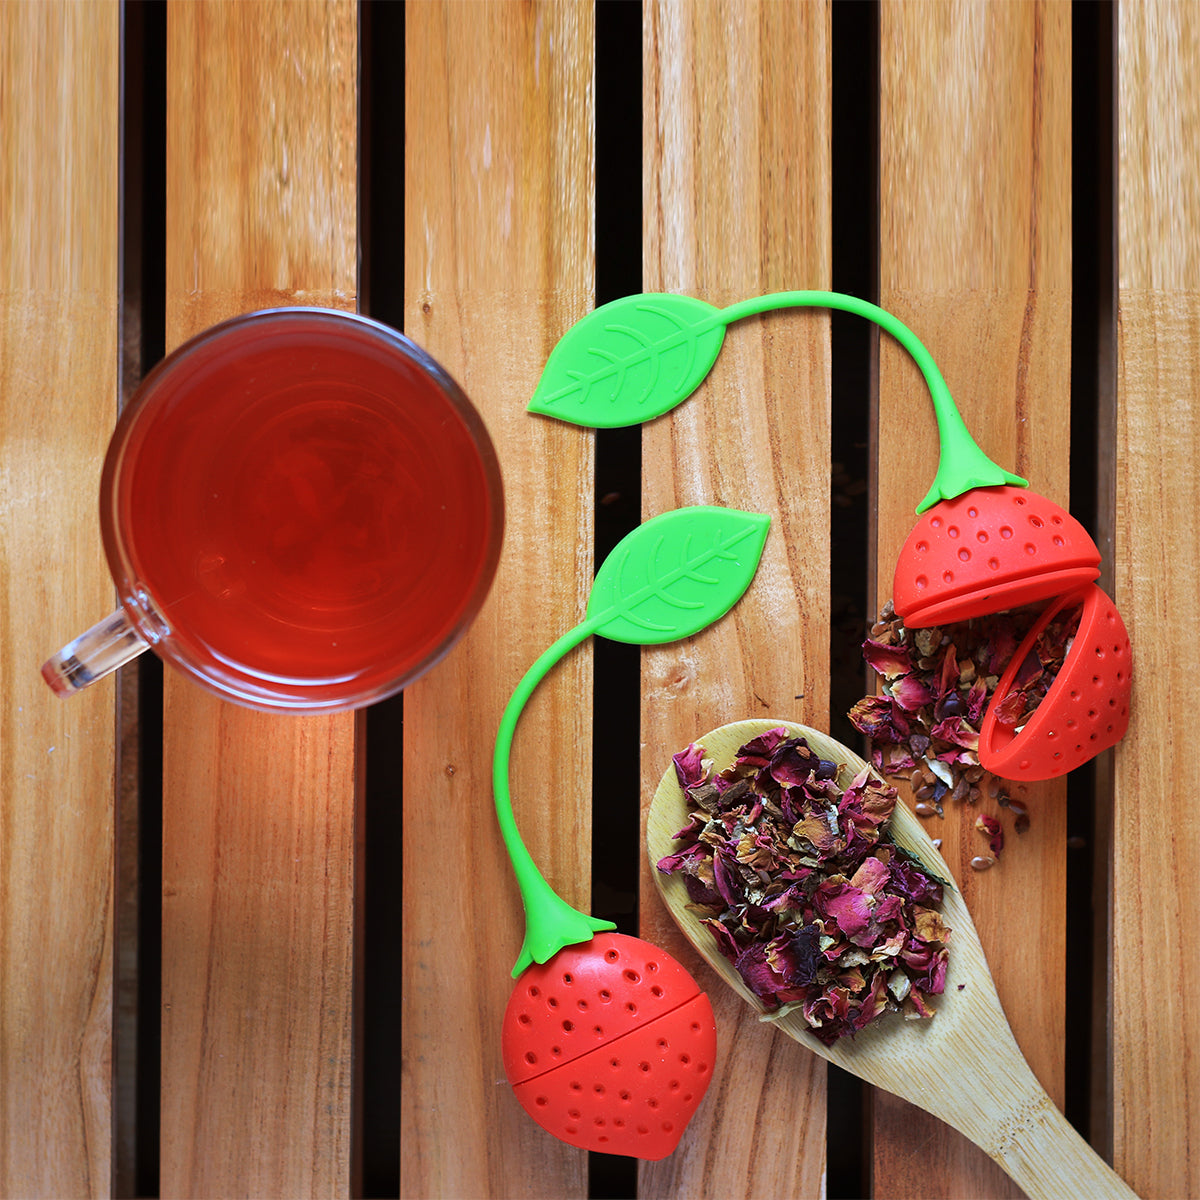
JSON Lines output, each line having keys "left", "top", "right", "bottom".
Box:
{"left": 588, "top": 2, "right": 644, "bottom": 1196}
{"left": 827, "top": 3, "right": 879, "bottom": 1196}
{"left": 114, "top": 2, "right": 167, "bottom": 1195}
{"left": 358, "top": 0, "right": 406, "bottom": 1195}
{"left": 1068, "top": 0, "right": 1117, "bottom": 1159}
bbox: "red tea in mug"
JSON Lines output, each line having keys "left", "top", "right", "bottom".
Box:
{"left": 77, "top": 308, "right": 504, "bottom": 711}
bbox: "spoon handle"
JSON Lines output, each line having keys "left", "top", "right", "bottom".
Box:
{"left": 988, "top": 1098, "right": 1137, "bottom": 1200}
{"left": 942, "top": 1047, "right": 1138, "bottom": 1200}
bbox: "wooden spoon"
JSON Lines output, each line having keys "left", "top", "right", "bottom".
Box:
{"left": 647, "top": 719, "right": 1138, "bottom": 1199}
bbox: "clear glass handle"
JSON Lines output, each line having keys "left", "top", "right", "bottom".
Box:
{"left": 41, "top": 607, "right": 149, "bottom": 697}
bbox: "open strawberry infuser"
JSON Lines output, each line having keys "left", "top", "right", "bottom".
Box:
{"left": 528, "top": 289, "right": 1131, "bottom": 780}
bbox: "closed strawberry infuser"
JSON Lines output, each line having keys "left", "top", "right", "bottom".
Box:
{"left": 492, "top": 507, "right": 772, "bottom": 1158}
{"left": 502, "top": 934, "right": 717, "bottom": 1158}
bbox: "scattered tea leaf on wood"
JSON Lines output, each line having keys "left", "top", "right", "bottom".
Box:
{"left": 847, "top": 600, "right": 1080, "bottom": 848}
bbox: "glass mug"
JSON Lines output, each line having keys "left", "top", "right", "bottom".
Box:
{"left": 43, "top": 308, "right": 504, "bottom": 713}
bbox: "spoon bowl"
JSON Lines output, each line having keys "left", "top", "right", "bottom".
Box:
{"left": 648, "top": 718, "right": 1137, "bottom": 1199}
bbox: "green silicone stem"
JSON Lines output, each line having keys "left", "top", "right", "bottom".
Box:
{"left": 720, "top": 291, "right": 1027, "bottom": 512}
{"left": 494, "top": 615, "right": 616, "bottom": 979}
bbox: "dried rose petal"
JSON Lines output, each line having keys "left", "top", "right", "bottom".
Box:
{"left": 847, "top": 694, "right": 911, "bottom": 744}
{"left": 818, "top": 883, "right": 874, "bottom": 939}
{"left": 849, "top": 600, "right": 1076, "bottom": 863}
{"left": 657, "top": 729, "right": 950, "bottom": 1044}
{"left": 975, "top": 813, "right": 1004, "bottom": 857}
{"left": 892, "top": 675, "right": 935, "bottom": 713}
{"left": 862, "top": 638, "right": 914, "bottom": 679}
{"left": 672, "top": 742, "right": 708, "bottom": 791}
{"left": 992, "top": 689, "right": 1027, "bottom": 729}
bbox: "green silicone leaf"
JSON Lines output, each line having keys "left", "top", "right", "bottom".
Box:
{"left": 527, "top": 294, "right": 727, "bottom": 428}
{"left": 586, "top": 506, "right": 771, "bottom": 644}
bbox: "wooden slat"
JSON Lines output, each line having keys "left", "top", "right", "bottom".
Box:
{"left": 159, "top": 3, "right": 359, "bottom": 1195}
{"left": 640, "top": 2, "right": 831, "bottom": 1196}
{"left": 0, "top": 2, "right": 119, "bottom": 1195}
{"left": 1113, "top": 4, "right": 1200, "bottom": 1197}
{"left": 400, "top": 4, "right": 595, "bottom": 1197}
{"left": 873, "top": 2, "right": 1072, "bottom": 1195}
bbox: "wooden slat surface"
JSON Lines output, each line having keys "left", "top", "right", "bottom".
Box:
{"left": 2, "top": 2, "right": 1196, "bottom": 1196}
{"left": 873, "top": 2, "right": 1072, "bottom": 1195}
{"left": 640, "top": 3, "right": 831, "bottom": 1196}
{"left": 159, "top": 2, "right": 359, "bottom": 1195}
{"left": 400, "top": 4, "right": 596, "bottom": 1197}
{"left": 0, "top": 2, "right": 119, "bottom": 1196}
{"left": 1113, "top": 3, "right": 1200, "bottom": 1198}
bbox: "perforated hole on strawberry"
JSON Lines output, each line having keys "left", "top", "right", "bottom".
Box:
{"left": 648, "top": 720, "right": 1139, "bottom": 1200}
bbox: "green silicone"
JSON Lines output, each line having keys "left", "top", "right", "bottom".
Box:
{"left": 528, "top": 290, "right": 1027, "bottom": 512}
{"left": 493, "top": 617, "right": 616, "bottom": 980}
{"left": 722, "top": 293, "right": 1027, "bottom": 512}
{"left": 494, "top": 506, "right": 771, "bottom": 977}
{"left": 586, "top": 506, "right": 771, "bottom": 643}
{"left": 528, "top": 293, "right": 728, "bottom": 428}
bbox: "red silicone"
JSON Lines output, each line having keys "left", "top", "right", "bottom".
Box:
{"left": 980, "top": 584, "right": 1131, "bottom": 781}
{"left": 893, "top": 485, "right": 1100, "bottom": 628}
{"left": 502, "top": 932, "right": 717, "bottom": 1159}
{"left": 511, "top": 992, "right": 717, "bottom": 1159}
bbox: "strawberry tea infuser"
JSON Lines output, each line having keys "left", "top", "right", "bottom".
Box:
{"left": 528, "top": 290, "right": 1131, "bottom": 780}
{"left": 494, "top": 505, "right": 770, "bottom": 1158}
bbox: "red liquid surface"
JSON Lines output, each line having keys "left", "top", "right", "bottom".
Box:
{"left": 105, "top": 312, "right": 502, "bottom": 709}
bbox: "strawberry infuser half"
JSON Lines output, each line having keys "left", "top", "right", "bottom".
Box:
{"left": 892, "top": 486, "right": 1101, "bottom": 628}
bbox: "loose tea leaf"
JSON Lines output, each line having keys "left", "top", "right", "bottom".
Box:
{"left": 976, "top": 813, "right": 1004, "bottom": 857}
{"left": 850, "top": 601, "right": 1072, "bottom": 822}
{"left": 656, "top": 727, "right": 950, "bottom": 1044}
{"left": 849, "top": 599, "right": 1084, "bottom": 855}
{"left": 528, "top": 294, "right": 726, "bottom": 427}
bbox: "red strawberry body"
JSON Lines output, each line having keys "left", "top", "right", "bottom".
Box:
{"left": 893, "top": 485, "right": 1100, "bottom": 627}
{"left": 979, "top": 583, "right": 1131, "bottom": 780}
{"left": 502, "top": 932, "right": 717, "bottom": 1159}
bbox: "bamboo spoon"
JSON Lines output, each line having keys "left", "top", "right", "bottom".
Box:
{"left": 647, "top": 718, "right": 1138, "bottom": 1200}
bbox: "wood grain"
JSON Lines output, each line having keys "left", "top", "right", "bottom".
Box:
{"left": 874, "top": 2, "right": 1072, "bottom": 1196}
{"left": 160, "top": 2, "right": 359, "bottom": 1195}
{"left": 400, "top": 4, "right": 595, "bottom": 1197}
{"left": 1113, "top": 4, "right": 1200, "bottom": 1198}
{"left": 0, "top": 3, "right": 119, "bottom": 1196}
{"left": 641, "top": 3, "right": 831, "bottom": 1196}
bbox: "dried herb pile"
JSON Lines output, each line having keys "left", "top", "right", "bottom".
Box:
{"left": 656, "top": 727, "right": 950, "bottom": 1044}
{"left": 847, "top": 600, "right": 1081, "bottom": 862}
